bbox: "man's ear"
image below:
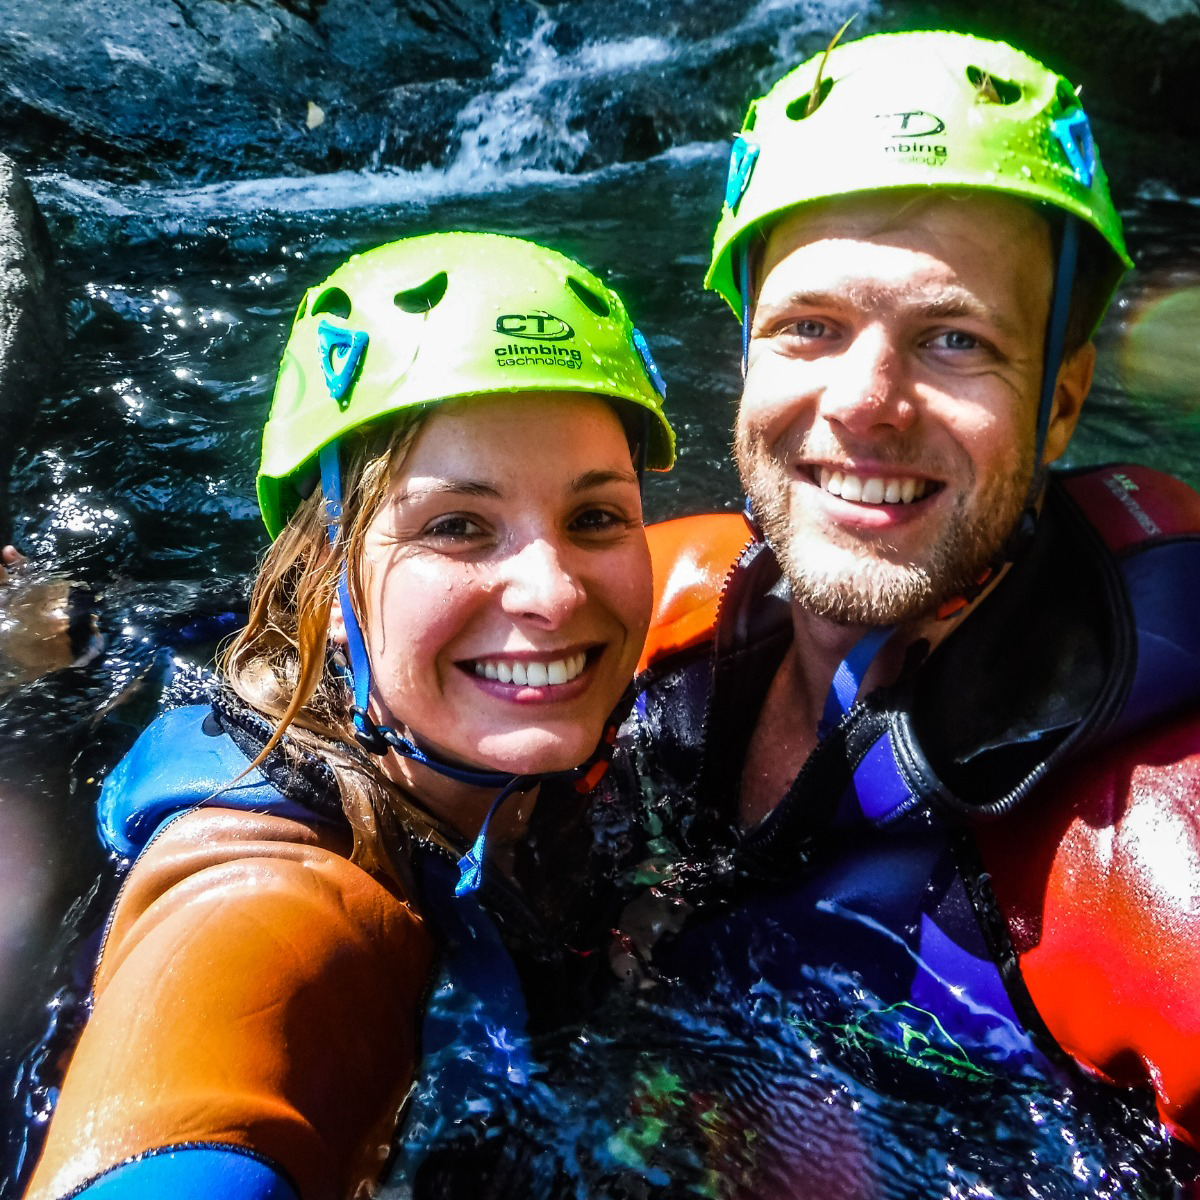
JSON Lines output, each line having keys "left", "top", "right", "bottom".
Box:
{"left": 329, "top": 585, "right": 348, "bottom": 648}
{"left": 1043, "top": 341, "right": 1095, "bottom": 465}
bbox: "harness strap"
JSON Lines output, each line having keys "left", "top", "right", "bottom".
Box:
{"left": 815, "top": 626, "right": 921, "bottom": 825}
{"left": 821, "top": 625, "right": 893, "bottom": 733}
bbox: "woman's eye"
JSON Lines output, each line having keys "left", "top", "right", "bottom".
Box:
{"left": 423, "top": 515, "right": 484, "bottom": 540}
{"left": 571, "top": 507, "right": 625, "bottom": 534}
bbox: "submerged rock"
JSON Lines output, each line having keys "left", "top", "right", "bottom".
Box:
{"left": 0, "top": 153, "right": 62, "bottom": 545}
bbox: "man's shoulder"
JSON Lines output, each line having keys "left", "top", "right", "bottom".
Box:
{"left": 641, "top": 510, "right": 757, "bottom": 673}
{"left": 1055, "top": 463, "right": 1200, "bottom": 553}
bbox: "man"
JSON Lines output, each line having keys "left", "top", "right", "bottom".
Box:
{"left": 622, "top": 29, "right": 1200, "bottom": 1193}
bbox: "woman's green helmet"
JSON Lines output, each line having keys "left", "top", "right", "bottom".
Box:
{"left": 707, "top": 30, "right": 1133, "bottom": 314}
{"left": 259, "top": 232, "right": 675, "bottom": 538}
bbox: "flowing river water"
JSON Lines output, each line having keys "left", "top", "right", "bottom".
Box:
{"left": 3, "top": 5, "right": 1200, "bottom": 1196}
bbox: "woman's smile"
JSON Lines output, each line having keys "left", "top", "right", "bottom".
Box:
{"left": 464, "top": 644, "right": 596, "bottom": 692}
{"left": 339, "top": 391, "right": 652, "bottom": 785}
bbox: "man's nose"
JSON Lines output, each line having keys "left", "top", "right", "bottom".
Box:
{"left": 817, "top": 328, "right": 916, "bottom": 434}
{"left": 499, "top": 538, "right": 586, "bottom": 626}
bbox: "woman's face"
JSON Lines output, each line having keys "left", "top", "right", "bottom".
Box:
{"left": 345, "top": 392, "right": 652, "bottom": 780}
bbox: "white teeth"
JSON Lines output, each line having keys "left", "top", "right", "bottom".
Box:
{"left": 816, "top": 468, "right": 929, "bottom": 506}
{"left": 861, "top": 477, "right": 885, "bottom": 504}
{"left": 472, "top": 651, "right": 588, "bottom": 687}
{"left": 839, "top": 474, "right": 863, "bottom": 502}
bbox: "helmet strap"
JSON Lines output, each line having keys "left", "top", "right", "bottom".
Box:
{"left": 935, "top": 215, "right": 1080, "bottom": 620}
{"left": 319, "top": 442, "right": 375, "bottom": 725}
{"left": 636, "top": 408, "right": 650, "bottom": 482}
{"left": 318, "top": 438, "right": 624, "bottom": 897}
{"left": 738, "top": 244, "right": 752, "bottom": 378}
{"left": 1035, "top": 213, "right": 1079, "bottom": 469}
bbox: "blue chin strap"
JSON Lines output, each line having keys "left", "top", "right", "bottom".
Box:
{"left": 317, "top": 442, "right": 617, "bottom": 898}
{"left": 319, "top": 442, "right": 531, "bottom": 896}
{"left": 739, "top": 245, "right": 752, "bottom": 377}
{"left": 1035, "top": 214, "right": 1079, "bottom": 470}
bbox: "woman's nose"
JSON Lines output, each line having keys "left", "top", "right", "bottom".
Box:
{"left": 499, "top": 539, "right": 586, "bottom": 626}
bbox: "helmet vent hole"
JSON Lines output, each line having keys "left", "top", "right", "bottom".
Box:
{"left": 311, "top": 287, "right": 352, "bottom": 319}
{"left": 567, "top": 276, "right": 610, "bottom": 317}
{"left": 394, "top": 272, "right": 448, "bottom": 313}
{"left": 785, "top": 77, "right": 833, "bottom": 120}
{"left": 966, "top": 66, "right": 1022, "bottom": 106}
{"left": 1055, "top": 78, "right": 1081, "bottom": 113}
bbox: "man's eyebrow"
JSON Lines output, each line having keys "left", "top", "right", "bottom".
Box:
{"left": 914, "top": 290, "right": 1004, "bottom": 321}
{"left": 756, "top": 289, "right": 846, "bottom": 317}
{"left": 756, "top": 284, "right": 1017, "bottom": 335}
{"left": 571, "top": 468, "right": 640, "bottom": 493}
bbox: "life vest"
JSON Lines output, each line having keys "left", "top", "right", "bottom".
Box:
{"left": 619, "top": 463, "right": 1200, "bottom": 1175}
{"left": 31, "top": 693, "right": 630, "bottom": 1200}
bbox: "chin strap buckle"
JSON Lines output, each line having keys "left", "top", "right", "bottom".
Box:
{"left": 351, "top": 705, "right": 393, "bottom": 756}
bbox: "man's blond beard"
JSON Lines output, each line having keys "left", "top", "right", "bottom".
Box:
{"left": 734, "top": 428, "right": 1034, "bottom": 626}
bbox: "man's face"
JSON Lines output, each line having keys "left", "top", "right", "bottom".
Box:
{"left": 736, "top": 191, "right": 1065, "bottom": 626}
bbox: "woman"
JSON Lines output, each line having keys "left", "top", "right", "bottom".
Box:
{"left": 24, "top": 232, "right": 674, "bottom": 1200}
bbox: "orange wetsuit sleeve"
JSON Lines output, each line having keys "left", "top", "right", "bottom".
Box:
{"left": 24, "top": 806, "right": 435, "bottom": 1200}
{"left": 983, "top": 711, "right": 1200, "bottom": 1148}
{"left": 641, "top": 512, "right": 754, "bottom": 672}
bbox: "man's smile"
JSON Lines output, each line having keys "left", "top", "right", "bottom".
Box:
{"left": 811, "top": 465, "right": 940, "bottom": 506}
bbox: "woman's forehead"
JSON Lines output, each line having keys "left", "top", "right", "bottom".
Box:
{"left": 390, "top": 394, "right": 636, "bottom": 488}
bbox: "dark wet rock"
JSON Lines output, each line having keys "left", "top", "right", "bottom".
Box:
{"left": 0, "top": 0, "right": 538, "bottom": 182}
{"left": 0, "top": 154, "right": 62, "bottom": 544}
{"left": 0, "top": 0, "right": 1196, "bottom": 195}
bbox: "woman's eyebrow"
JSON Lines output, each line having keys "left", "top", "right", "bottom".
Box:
{"left": 392, "top": 471, "right": 638, "bottom": 505}
{"left": 392, "top": 480, "right": 502, "bottom": 504}
{"left": 571, "top": 468, "right": 639, "bottom": 492}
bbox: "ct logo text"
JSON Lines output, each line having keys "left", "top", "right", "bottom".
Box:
{"left": 495, "top": 312, "right": 575, "bottom": 340}
{"left": 874, "top": 111, "right": 946, "bottom": 138}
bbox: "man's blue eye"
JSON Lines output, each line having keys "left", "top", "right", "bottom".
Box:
{"left": 793, "top": 320, "right": 826, "bottom": 338}
{"left": 938, "top": 330, "right": 978, "bottom": 350}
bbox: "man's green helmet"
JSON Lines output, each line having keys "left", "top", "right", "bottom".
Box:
{"left": 259, "top": 232, "right": 675, "bottom": 538}
{"left": 707, "top": 30, "right": 1133, "bottom": 314}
